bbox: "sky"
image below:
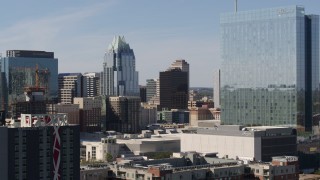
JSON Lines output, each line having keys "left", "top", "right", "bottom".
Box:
{"left": 0, "top": 0, "right": 319, "bottom": 87}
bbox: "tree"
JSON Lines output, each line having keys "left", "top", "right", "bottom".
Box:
{"left": 105, "top": 153, "right": 113, "bottom": 162}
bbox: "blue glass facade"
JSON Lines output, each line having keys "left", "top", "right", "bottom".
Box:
{"left": 0, "top": 51, "right": 58, "bottom": 112}
{"left": 220, "top": 6, "right": 319, "bottom": 131}
{"left": 101, "top": 36, "right": 139, "bottom": 96}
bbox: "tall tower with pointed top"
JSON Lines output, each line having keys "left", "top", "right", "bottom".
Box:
{"left": 101, "top": 36, "right": 139, "bottom": 96}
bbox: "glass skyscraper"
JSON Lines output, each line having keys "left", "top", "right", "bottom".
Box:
{"left": 220, "top": 6, "right": 319, "bottom": 131}
{"left": 101, "top": 36, "right": 139, "bottom": 96}
{"left": 0, "top": 50, "right": 58, "bottom": 113}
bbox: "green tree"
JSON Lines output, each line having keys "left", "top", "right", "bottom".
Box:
{"left": 105, "top": 153, "right": 113, "bottom": 162}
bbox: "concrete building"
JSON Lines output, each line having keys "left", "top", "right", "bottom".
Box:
{"left": 80, "top": 167, "right": 112, "bottom": 180}
{"left": 116, "top": 134, "right": 181, "bottom": 155}
{"left": 181, "top": 125, "right": 297, "bottom": 162}
{"left": 106, "top": 96, "right": 141, "bottom": 133}
{"left": 146, "top": 79, "right": 159, "bottom": 103}
{"left": 140, "top": 104, "right": 157, "bottom": 129}
{"left": 49, "top": 103, "right": 80, "bottom": 125}
{"left": 159, "top": 68, "right": 189, "bottom": 111}
{"left": 81, "top": 137, "right": 120, "bottom": 162}
{"left": 249, "top": 156, "right": 299, "bottom": 180}
{"left": 58, "top": 73, "right": 83, "bottom": 104}
{"left": 189, "top": 107, "right": 214, "bottom": 126}
{"left": 101, "top": 36, "right": 139, "bottom": 96}
{"left": 108, "top": 152, "right": 244, "bottom": 180}
{"left": 169, "top": 59, "right": 189, "bottom": 73}
{"left": 220, "top": 6, "right": 320, "bottom": 131}
{"left": 0, "top": 50, "right": 58, "bottom": 114}
{"left": 74, "top": 97, "right": 102, "bottom": 132}
{"left": 83, "top": 72, "right": 100, "bottom": 97}
{"left": 0, "top": 113, "right": 80, "bottom": 180}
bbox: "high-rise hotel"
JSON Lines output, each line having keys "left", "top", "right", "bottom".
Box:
{"left": 220, "top": 6, "right": 319, "bottom": 131}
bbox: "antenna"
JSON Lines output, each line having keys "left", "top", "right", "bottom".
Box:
{"left": 235, "top": 0, "right": 238, "bottom": 13}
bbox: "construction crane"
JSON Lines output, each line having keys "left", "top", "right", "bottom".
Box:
{"left": 24, "top": 64, "right": 46, "bottom": 99}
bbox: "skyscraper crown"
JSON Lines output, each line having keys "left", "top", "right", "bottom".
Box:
{"left": 108, "top": 35, "right": 130, "bottom": 52}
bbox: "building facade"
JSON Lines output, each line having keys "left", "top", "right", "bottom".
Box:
{"left": 49, "top": 104, "right": 80, "bottom": 125}
{"left": 140, "top": 105, "right": 157, "bottom": 128}
{"left": 249, "top": 156, "right": 299, "bottom": 180}
{"left": 106, "top": 96, "right": 141, "bottom": 133}
{"left": 0, "top": 50, "right": 58, "bottom": 113}
{"left": 74, "top": 97, "right": 102, "bottom": 132}
{"left": 81, "top": 137, "right": 119, "bottom": 162}
{"left": 169, "top": 59, "right": 190, "bottom": 73}
{"left": 220, "top": 6, "right": 320, "bottom": 131}
{"left": 101, "top": 36, "right": 139, "bottom": 96}
{"left": 139, "top": 86, "right": 147, "bottom": 102}
{"left": 58, "top": 73, "right": 83, "bottom": 104}
{"left": 0, "top": 113, "right": 80, "bottom": 180}
{"left": 159, "top": 69, "right": 189, "bottom": 110}
{"left": 181, "top": 125, "right": 297, "bottom": 162}
{"left": 146, "top": 79, "right": 160, "bottom": 105}
{"left": 83, "top": 72, "right": 100, "bottom": 97}
{"left": 169, "top": 59, "right": 190, "bottom": 90}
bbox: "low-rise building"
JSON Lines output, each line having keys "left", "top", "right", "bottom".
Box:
{"left": 158, "top": 109, "right": 189, "bottom": 124}
{"left": 181, "top": 125, "right": 297, "bottom": 162}
{"left": 249, "top": 156, "right": 299, "bottom": 180}
{"left": 116, "top": 134, "right": 181, "bottom": 155}
{"left": 108, "top": 152, "right": 245, "bottom": 180}
{"left": 81, "top": 137, "right": 120, "bottom": 162}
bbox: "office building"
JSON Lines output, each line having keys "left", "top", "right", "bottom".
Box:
{"left": 181, "top": 125, "right": 297, "bottom": 162}
{"left": 0, "top": 68, "right": 6, "bottom": 111}
{"left": 220, "top": 6, "right": 320, "bottom": 131}
{"left": 146, "top": 79, "right": 160, "bottom": 105}
{"left": 83, "top": 72, "right": 100, "bottom": 97}
{"left": 0, "top": 113, "right": 80, "bottom": 180}
{"left": 139, "top": 86, "right": 146, "bottom": 102}
{"left": 169, "top": 59, "right": 189, "bottom": 73}
{"left": 140, "top": 104, "right": 157, "bottom": 128}
{"left": 58, "top": 73, "right": 83, "bottom": 104}
{"left": 11, "top": 87, "right": 47, "bottom": 119}
{"left": 106, "top": 96, "right": 141, "bottom": 133}
{"left": 0, "top": 50, "right": 58, "bottom": 113}
{"left": 159, "top": 68, "right": 189, "bottom": 110}
{"left": 74, "top": 97, "right": 102, "bottom": 132}
{"left": 169, "top": 59, "right": 190, "bottom": 90}
{"left": 49, "top": 103, "right": 80, "bottom": 125}
{"left": 101, "top": 36, "right": 139, "bottom": 96}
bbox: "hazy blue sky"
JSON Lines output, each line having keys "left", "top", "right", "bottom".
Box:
{"left": 0, "top": 0, "right": 319, "bottom": 87}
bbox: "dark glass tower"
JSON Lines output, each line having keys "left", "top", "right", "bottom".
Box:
{"left": 220, "top": 6, "right": 319, "bottom": 131}
{"left": 159, "top": 69, "right": 189, "bottom": 110}
{"left": 0, "top": 50, "right": 58, "bottom": 116}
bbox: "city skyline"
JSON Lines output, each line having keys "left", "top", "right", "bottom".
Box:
{"left": 0, "top": 1, "right": 319, "bottom": 87}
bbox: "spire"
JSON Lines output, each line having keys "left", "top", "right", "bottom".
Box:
{"left": 108, "top": 35, "right": 130, "bottom": 51}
